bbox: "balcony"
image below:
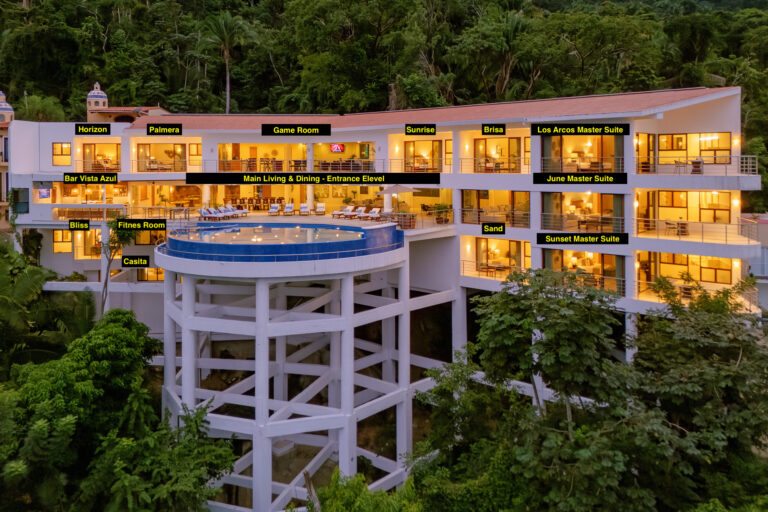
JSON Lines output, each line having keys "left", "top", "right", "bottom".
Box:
{"left": 541, "top": 213, "right": 624, "bottom": 232}
{"left": 459, "top": 157, "right": 528, "bottom": 174}
{"left": 461, "top": 259, "right": 521, "bottom": 280}
{"left": 132, "top": 159, "right": 191, "bottom": 172}
{"left": 636, "top": 279, "right": 758, "bottom": 312}
{"left": 635, "top": 155, "right": 757, "bottom": 175}
{"left": 541, "top": 156, "right": 624, "bottom": 173}
{"left": 635, "top": 218, "right": 758, "bottom": 245}
{"left": 52, "top": 205, "right": 194, "bottom": 222}
{"left": 388, "top": 158, "right": 447, "bottom": 173}
{"left": 459, "top": 208, "right": 530, "bottom": 228}
{"left": 74, "top": 159, "right": 121, "bottom": 172}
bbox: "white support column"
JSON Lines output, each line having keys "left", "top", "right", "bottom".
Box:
{"left": 198, "top": 280, "right": 212, "bottom": 380}
{"left": 253, "top": 278, "right": 272, "bottom": 512}
{"left": 451, "top": 286, "right": 467, "bottom": 357}
{"left": 275, "top": 290, "right": 288, "bottom": 402}
{"left": 530, "top": 191, "right": 543, "bottom": 270}
{"left": 307, "top": 184, "right": 315, "bottom": 211}
{"left": 202, "top": 185, "right": 211, "bottom": 207}
{"left": 396, "top": 260, "right": 412, "bottom": 468}
{"left": 383, "top": 193, "right": 393, "bottom": 213}
{"left": 307, "top": 143, "right": 315, "bottom": 173}
{"left": 452, "top": 129, "right": 461, "bottom": 174}
{"left": 181, "top": 276, "right": 197, "bottom": 407}
{"left": 382, "top": 283, "right": 396, "bottom": 383}
{"left": 163, "top": 270, "right": 177, "bottom": 404}
{"left": 329, "top": 281, "right": 341, "bottom": 409}
{"left": 338, "top": 274, "right": 357, "bottom": 475}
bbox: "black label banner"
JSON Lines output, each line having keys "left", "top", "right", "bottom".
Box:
{"left": 537, "top": 233, "right": 629, "bottom": 244}
{"left": 481, "top": 124, "right": 506, "bottom": 135}
{"left": 533, "top": 173, "right": 627, "bottom": 185}
{"left": 75, "top": 123, "right": 110, "bottom": 135}
{"left": 261, "top": 124, "right": 331, "bottom": 136}
{"left": 63, "top": 173, "right": 118, "bottom": 183}
{"left": 68, "top": 220, "right": 90, "bottom": 230}
{"left": 115, "top": 219, "right": 166, "bottom": 230}
{"left": 147, "top": 124, "right": 182, "bottom": 135}
{"left": 481, "top": 222, "right": 505, "bottom": 235}
{"left": 122, "top": 256, "right": 150, "bottom": 268}
{"left": 405, "top": 124, "right": 436, "bottom": 135}
{"left": 531, "top": 123, "right": 630, "bottom": 136}
{"left": 185, "top": 172, "right": 441, "bottom": 185}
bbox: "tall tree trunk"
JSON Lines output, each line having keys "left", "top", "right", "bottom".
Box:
{"left": 225, "top": 53, "right": 230, "bottom": 114}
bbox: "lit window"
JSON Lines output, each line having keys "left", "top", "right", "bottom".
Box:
{"left": 53, "top": 230, "right": 72, "bottom": 253}
{"left": 189, "top": 143, "right": 202, "bottom": 156}
{"left": 52, "top": 143, "right": 72, "bottom": 166}
{"left": 137, "top": 268, "right": 164, "bottom": 281}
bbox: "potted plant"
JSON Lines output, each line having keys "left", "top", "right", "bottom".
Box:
{"left": 433, "top": 203, "right": 451, "bottom": 224}
{"left": 396, "top": 209, "right": 415, "bottom": 229}
{"left": 342, "top": 197, "right": 353, "bottom": 206}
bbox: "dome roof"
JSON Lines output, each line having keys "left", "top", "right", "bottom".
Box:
{"left": 87, "top": 82, "right": 108, "bottom": 100}
{"left": 0, "top": 91, "right": 13, "bottom": 113}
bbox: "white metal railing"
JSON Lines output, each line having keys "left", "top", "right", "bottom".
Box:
{"left": 73, "top": 159, "right": 121, "bottom": 172}
{"left": 636, "top": 279, "right": 759, "bottom": 311}
{"left": 635, "top": 218, "right": 758, "bottom": 244}
{"left": 387, "top": 158, "right": 449, "bottom": 173}
{"left": 458, "top": 208, "right": 530, "bottom": 228}
{"left": 635, "top": 155, "right": 758, "bottom": 175}
{"left": 541, "top": 156, "right": 624, "bottom": 173}
{"left": 459, "top": 157, "right": 529, "bottom": 174}
{"left": 52, "top": 205, "right": 194, "bottom": 222}
{"left": 461, "top": 260, "right": 524, "bottom": 280}
{"left": 541, "top": 213, "right": 624, "bottom": 232}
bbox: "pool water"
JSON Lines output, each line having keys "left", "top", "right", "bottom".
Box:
{"left": 177, "top": 225, "right": 363, "bottom": 244}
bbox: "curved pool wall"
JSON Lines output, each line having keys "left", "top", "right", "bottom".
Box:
{"left": 162, "top": 222, "right": 404, "bottom": 262}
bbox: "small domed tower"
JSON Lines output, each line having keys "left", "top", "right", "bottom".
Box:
{"left": 87, "top": 82, "right": 108, "bottom": 110}
{"left": 0, "top": 91, "right": 14, "bottom": 123}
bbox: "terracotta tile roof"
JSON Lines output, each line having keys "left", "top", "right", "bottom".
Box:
{"left": 126, "top": 87, "right": 739, "bottom": 132}
{"left": 90, "top": 106, "right": 170, "bottom": 113}
{"left": 0, "top": 122, "right": 9, "bottom": 128}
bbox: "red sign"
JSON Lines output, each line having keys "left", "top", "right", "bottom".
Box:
{"left": 330, "top": 143, "right": 345, "bottom": 153}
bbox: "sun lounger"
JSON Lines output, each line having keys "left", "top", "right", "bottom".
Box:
{"left": 344, "top": 206, "right": 366, "bottom": 219}
{"left": 299, "top": 203, "right": 310, "bottom": 215}
{"left": 332, "top": 206, "right": 353, "bottom": 218}
{"left": 315, "top": 203, "right": 326, "bottom": 215}
{"left": 267, "top": 204, "right": 280, "bottom": 216}
{"left": 283, "top": 204, "right": 295, "bottom": 215}
{"left": 360, "top": 207, "right": 381, "bottom": 220}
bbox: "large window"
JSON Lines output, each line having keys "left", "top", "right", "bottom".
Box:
{"left": 404, "top": 140, "right": 442, "bottom": 172}
{"left": 73, "top": 229, "right": 101, "bottom": 260}
{"left": 541, "top": 135, "right": 623, "bottom": 172}
{"left": 699, "top": 133, "right": 731, "bottom": 164}
{"left": 659, "top": 190, "right": 687, "bottom": 208}
{"left": 52, "top": 143, "right": 71, "bottom": 166}
{"left": 137, "top": 268, "right": 164, "bottom": 281}
{"left": 82, "top": 143, "right": 120, "bottom": 171}
{"left": 135, "top": 230, "right": 165, "bottom": 245}
{"left": 699, "top": 191, "right": 730, "bottom": 223}
{"left": 473, "top": 137, "right": 522, "bottom": 172}
{"left": 53, "top": 230, "right": 72, "bottom": 253}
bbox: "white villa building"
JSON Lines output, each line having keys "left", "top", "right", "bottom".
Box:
{"left": 7, "top": 86, "right": 761, "bottom": 511}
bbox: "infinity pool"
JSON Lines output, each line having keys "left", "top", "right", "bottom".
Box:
{"left": 176, "top": 225, "right": 363, "bottom": 244}
{"left": 161, "top": 223, "right": 403, "bottom": 262}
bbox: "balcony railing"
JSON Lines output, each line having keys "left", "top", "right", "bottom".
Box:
{"left": 635, "top": 155, "right": 757, "bottom": 175}
{"left": 541, "top": 156, "right": 624, "bottom": 173}
{"left": 461, "top": 260, "right": 523, "bottom": 280}
{"left": 541, "top": 213, "right": 624, "bottom": 232}
{"left": 74, "top": 160, "right": 121, "bottom": 172}
{"left": 459, "top": 208, "right": 530, "bottom": 228}
{"left": 387, "top": 158, "right": 447, "bottom": 173}
{"left": 376, "top": 211, "right": 453, "bottom": 229}
{"left": 52, "top": 205, "right": 194, "bottom": 222}
{"left": 636, "top": 279, "right": 758, "bottom": 312}
{"left": 635, "top": 218, "right": 758, "bottom": 244}
{"left": 132, "top": 159, "right": 190, "bottom": 172}
{"left": 459, "top": 157, "right": 529, "bottom": 174}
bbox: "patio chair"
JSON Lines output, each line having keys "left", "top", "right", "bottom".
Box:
{"left": 283, "top": 204, "right": 295, "bottom": 216}
{"left": 204, "top": 208, "right": 230, "bottom": 220}
{"left": 315, "top": 203, "right": 326, "bottom": 215}
{"left": 224, "top": 204, "right": 249, "bottom": 217}
{"left": 267, "top": 204, "right": 280, "bottom": 216}
{"left": 332, "top": 206, "right": 354, "bottom": 218}
{"left": 360, "top": 207, "right": 381, "bottom": 220}
{"left": 198, "top": 208, "right": 218, "bottom": 221}
{"left": 345, "top": 206, "right": 367, "bottom": 219}
{"left": 299, "top": 203, "right": 310, "bottom": 216}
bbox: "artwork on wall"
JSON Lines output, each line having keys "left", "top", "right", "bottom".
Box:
{"left": 332, "top": 186, "right": 346, "bottom": 198}
{"left": 315, "top": 185, "right": 330, "bottom": 198}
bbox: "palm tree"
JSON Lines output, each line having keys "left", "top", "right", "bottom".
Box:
{"left": 203, "top": 13, "right": 250, "bottom": 114}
